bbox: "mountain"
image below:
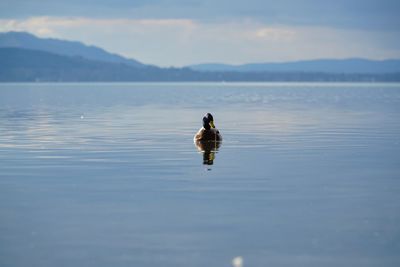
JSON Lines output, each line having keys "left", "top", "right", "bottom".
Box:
{"left": 1, "top": 30, "right": 400, "bottom": 82}
{"left": 1, "top": 47, "right": 399, "bottom": 82}
{"left": 189, "top": 59, "right": 400, "bottom": 74}
{"left": 0, "top": 47, "right": 203, "bottom": 82}
{"left": 0, "top": 31, "right": 145, "bottom": 68}
{"left": 0, "top": 47, "right": 153, "bottom": 81}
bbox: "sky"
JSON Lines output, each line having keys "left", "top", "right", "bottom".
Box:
{"left": 0, "top": 0, "right": 399, "bottom": 66}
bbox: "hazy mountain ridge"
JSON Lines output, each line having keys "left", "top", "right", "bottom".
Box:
{"left": 0, "top": 31, "right": 399, "bottom": 82}
{"left": 0, "top": 47, "right": 187, "bottom": 81}
{"left": 2, "top": 47, "right": 399, "bottom": 82}
{"left": 0, "top": 31, "right": 145, "bottom": 68}
{"left": 189, "top": 59, "right": 400, "bottom": 74}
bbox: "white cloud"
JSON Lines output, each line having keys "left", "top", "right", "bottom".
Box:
{"left": 1, "top": 16, "right": 399, "bottom": 66}
{"left": 254, "top": 27, "right": 296, "bottom": 41}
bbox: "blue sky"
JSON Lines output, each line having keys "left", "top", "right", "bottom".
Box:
{"left": 1, "top": 0, "right": 399, "bottom": 66}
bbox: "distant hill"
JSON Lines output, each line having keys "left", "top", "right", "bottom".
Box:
{"left": 189, "top": 59, "right": 400, "bottom": 74}
{"left": 1, "top": 40, "right": 400, "bottom": 82}
{"left": 0, "top": 47, "right": 203, "bottom": 82}
{"left": 1, "top": 47, "right": 399, "bottom": 82}
{"left": 0, "top": 47, "right": 153, "bottom": 81}
{"left": 0, "top": 31, "right": 145, "bottom": 68}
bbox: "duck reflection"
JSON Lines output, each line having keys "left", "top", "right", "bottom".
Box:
{"left": 194, "top": 140, "right": 222, "bottom": 165}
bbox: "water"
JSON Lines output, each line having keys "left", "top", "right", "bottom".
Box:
{"left": 0, "top": 83, "right": 399, "bottom": 267}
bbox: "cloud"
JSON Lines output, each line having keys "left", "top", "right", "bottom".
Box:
{"left": 1, "top": 0, "right": 399, "bottom": 31}
{"left": 1, "top": 16, "right": 399, "bottom": 66}
{"left": 0, "top": 16, "right": 196, "bottom": 34}
{"left": 254, "top": 27, "right": 296, "bottom": 41}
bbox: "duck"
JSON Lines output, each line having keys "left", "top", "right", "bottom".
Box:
{"left": 194, "top": 113, "right": 222, "bottom": 142}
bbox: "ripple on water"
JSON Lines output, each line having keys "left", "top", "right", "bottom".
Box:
{"left": 0, "top": 83, "right": 400, "bottom": 267}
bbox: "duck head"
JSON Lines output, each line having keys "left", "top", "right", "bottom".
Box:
{"left": 203, "top": 113, "right": 216, "bottom": 130}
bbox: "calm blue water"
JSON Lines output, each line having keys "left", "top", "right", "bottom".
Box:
{"left": 0, "top": 83, "right": 400, "bottom": 267}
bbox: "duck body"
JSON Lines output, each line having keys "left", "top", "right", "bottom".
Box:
{"left": 194, "top": 127, "right": 222, "bottom": 141}
{"left": 193, "top": 113, "right": 222, "bottom": 142}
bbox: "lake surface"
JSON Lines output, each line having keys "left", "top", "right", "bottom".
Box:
{"left": 0, "top": 83, "right": 399, "bottom": 267}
